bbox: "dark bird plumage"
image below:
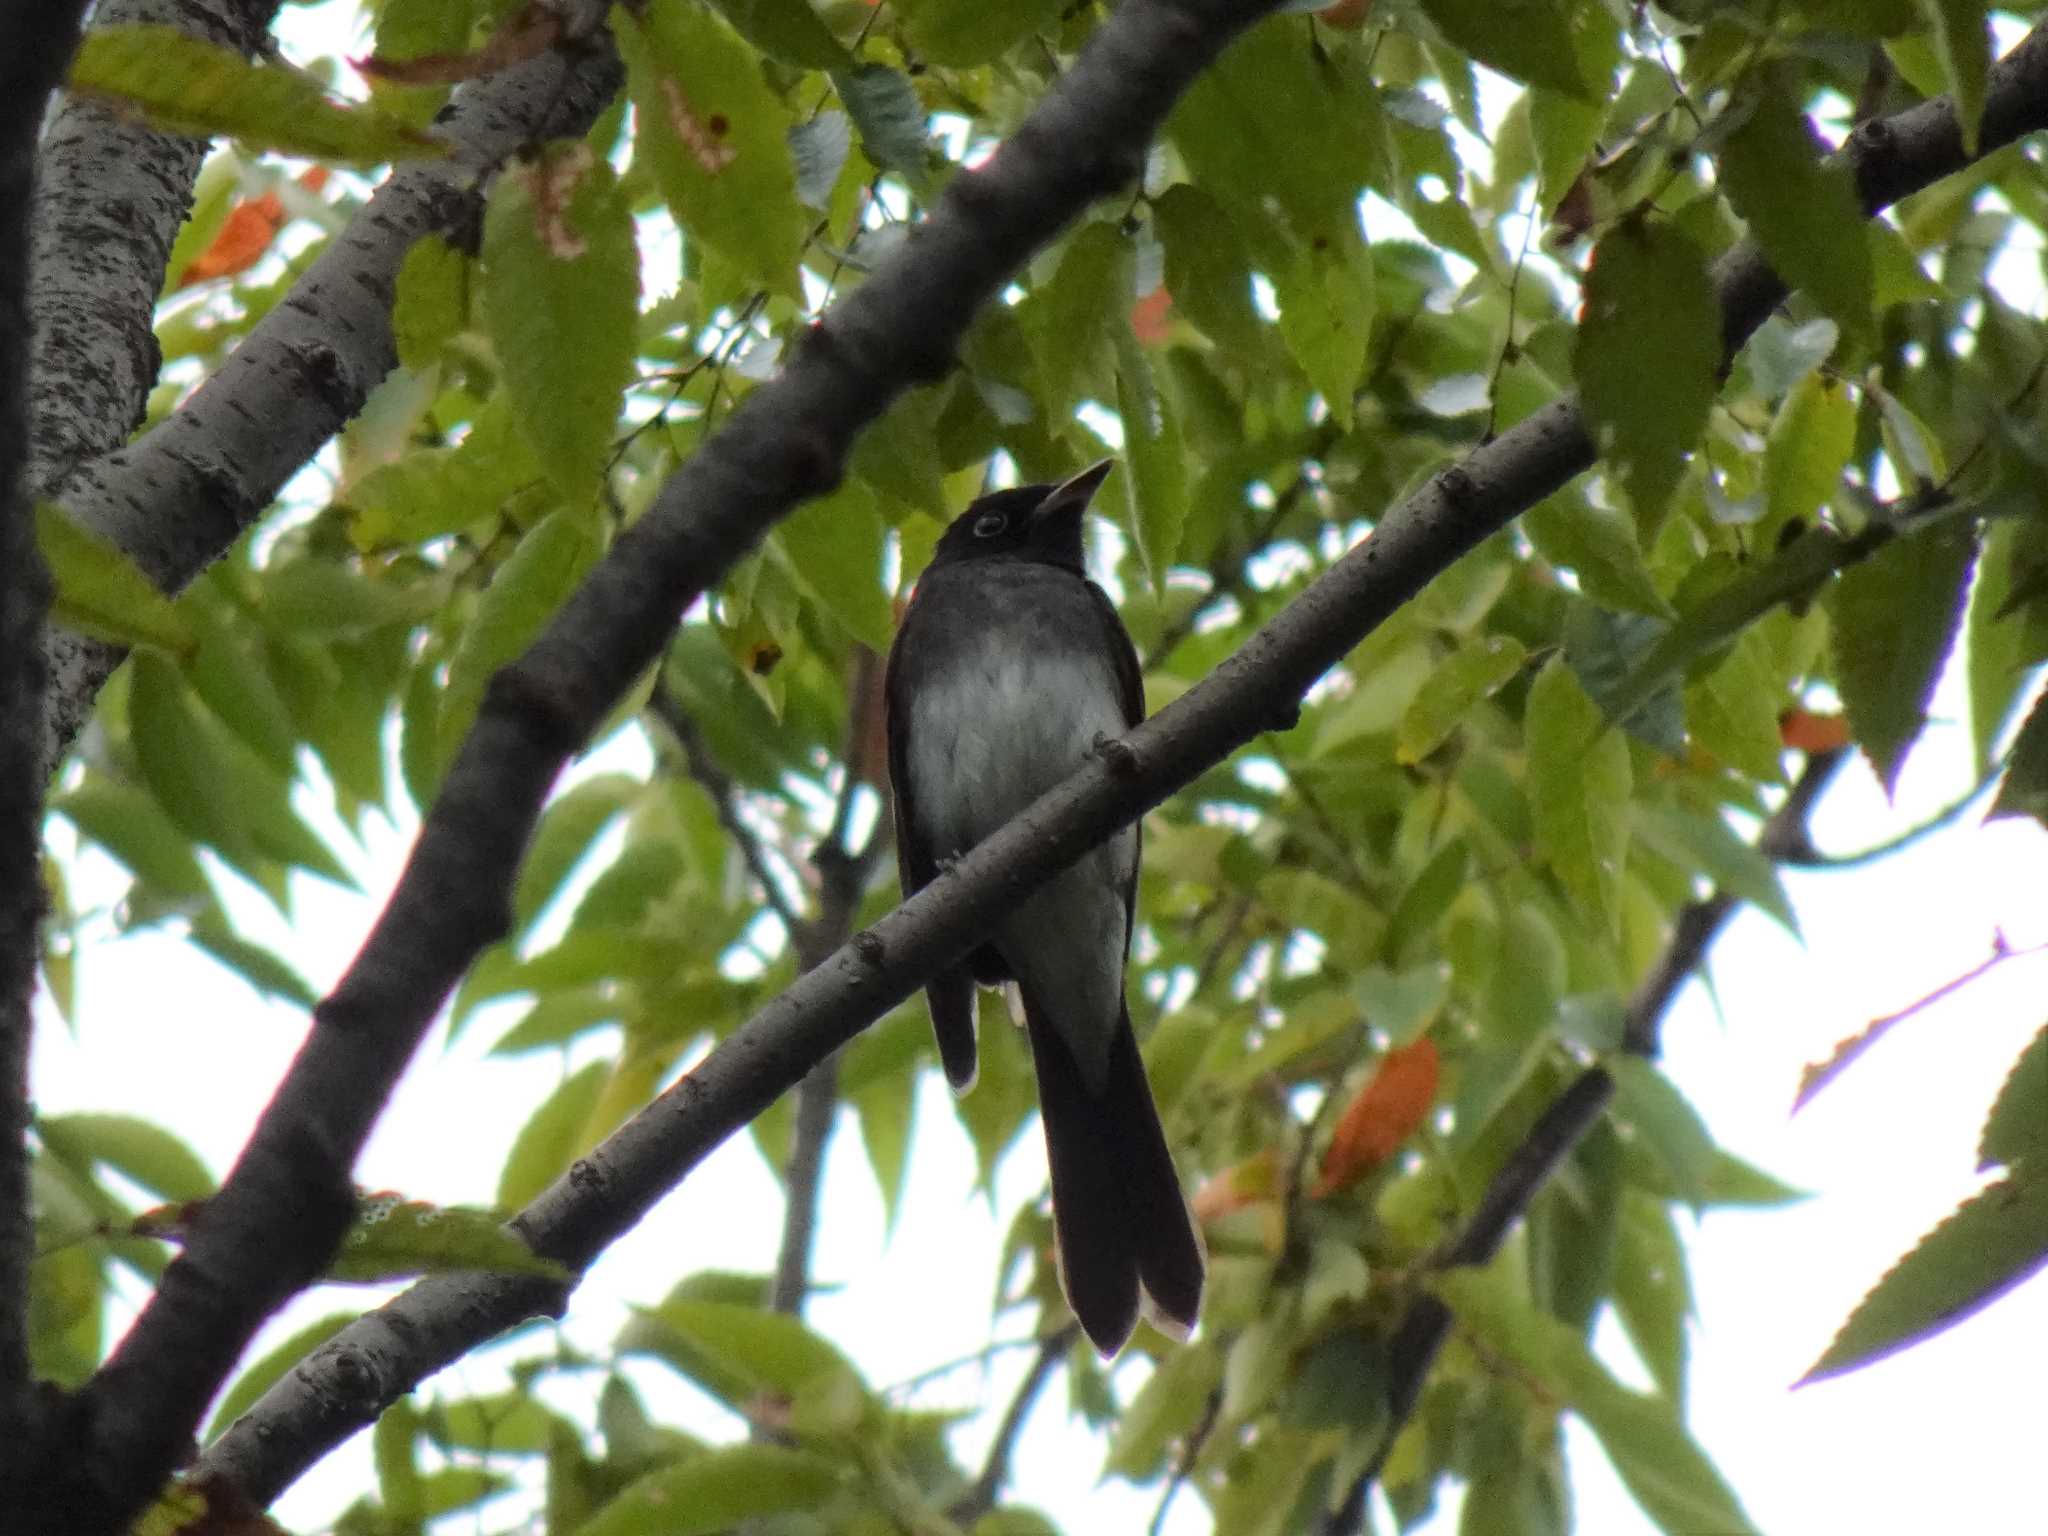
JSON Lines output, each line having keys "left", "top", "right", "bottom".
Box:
{"left": 884, "top": 461, "right": 1204, "bottom": 1354}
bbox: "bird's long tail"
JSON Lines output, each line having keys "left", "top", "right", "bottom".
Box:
{"left": 1023, "top": 995, "right": 1204, "bottom": 1354}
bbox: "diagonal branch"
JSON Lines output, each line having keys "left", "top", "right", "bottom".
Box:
{"left": 188, "top": 26, "right": 2048, "bottom": 1514}
{"left": 947, "top": 1325, "right": 1076, "bottom": 1526}
{"left": 0, "top": 0, "right": 100, "bottom": 1508}
{"left": 60, "top": 3, "right": 1287, "bottom": 1527}
{"left": 35, "top": 2, "right": 623, "bottom": 778}
{"left": 1317, "top": 749, "right": 1849, "bottom": 1535}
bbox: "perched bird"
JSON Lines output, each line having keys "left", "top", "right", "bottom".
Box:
{"left": 884, "top": 460, "right": 1204, "bottom": 1354}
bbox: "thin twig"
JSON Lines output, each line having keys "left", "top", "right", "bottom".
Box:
{"left": 947, "top": 1327, "right": 1075, "bottom": 1525}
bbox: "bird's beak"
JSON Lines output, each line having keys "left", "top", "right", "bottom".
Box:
{"left": 1030, "top": 459, "right": 1115, "bottom": 528}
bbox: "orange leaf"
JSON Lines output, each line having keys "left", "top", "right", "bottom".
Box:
{"left": 355, "top": 0, "right": 561, "bottom": 86}
{"left": 1317, "top": 0, "right": 1375, "bottom": 27}
{"left": 1780, "top": 708, "right": 1852, "bottom": 753}
{"left": 1130, "top": 286, "right": 1173, "bottom": 346}
{"left": 176, "top": 167, "right": 330, "bottom": 289}
{"left": 1312, "top": 1037, "right": 1440, "bottom": 1198}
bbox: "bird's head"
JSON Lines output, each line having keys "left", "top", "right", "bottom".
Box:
{"left": 929, "top": 459, "right": 1115, "bottom": 574}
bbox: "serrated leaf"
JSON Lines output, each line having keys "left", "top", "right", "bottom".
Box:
{"left": 1990, "top": 688, "right": 2048, "bottom": 826}
{"left": 330, "top": 1196, "right": 568, "bottom": 1283}
{"left": 621, "top": 1297, "right": 859, "bottom": 1410}
{"left": 1633, "top": 802, "right": 1797, "bottom": 935}
{"left": 1981, "top": 1024, "right": 2048, "bottom": 1170}
{"left": 187, "top": 913, "right": 320, "bottom": 1008}
{"left": 789, "top": 110, "right": 850, "bottom": 209}
{"left": 1830, "top": 521, "right": 1976, "bottom": 794}
{"left": 1563, "top": 603, "right": 1685, "bottom": 755}
{"left": 1419, "top": 0, "right": 1595, "bottom": 100}
{"left": 53, "top": 779, "right": 211, "bottom": 900}
{"left": 1719, "top": 85, "right": 1874, "bottom": 350}
{"left": 616, "top": 0, "right": 806, "bottom": 297}
{"left": 482, "top": 146, "right": 638, "bottom": 506}
{"left": 1575, "top": 219, "right": 1719, "bottom": 524}
{"left": 69, "top": 25, "right": 443, "bottom": 165}
{"left": 580, "top": 1444, "right": 841, "bottom": 1536}
{"left": 1114, "top": 339, "right": 1186, "bottom": 588}
{"left": 835, "top": 64, "right": 927, "bottom": 175}
{"left": 1152, "top": 183, "right": 1261, "bottom": 356}
{"left": 1965, "top": 518, "right": 2042, "bottom": 771}
{"left": 705, "top": 0, "right": 848, "bottom": 69}
{"left": 497, "top": 1061, "right": 609, "bottom": 1210}
{"left": 1684, "top": 628, "right": 1787, "bottom": 784}
{"left": 440, "top": 508, "right": 603, "bottom": 769}
{"left": 1763, "top": 372, "right": 1856, "bottom": 534}
{"left": 1802, "top": 1169, "right": 2048, "bottom": 1384}
{"left": 1612, "top": 1190, "right": 1691, "bottom": 1401}
{"left": 1527, "top": 659, "right": 1632, "bottom": 934}
{"left": 36, "top": 505, "right": 192, "bottom": 654}
{"left": 205, "top": 1312, "right": 358, "bottom": 1441}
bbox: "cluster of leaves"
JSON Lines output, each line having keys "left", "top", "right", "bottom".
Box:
{"left": 30, "top": 0, "right": 2048, "bottom": 1533}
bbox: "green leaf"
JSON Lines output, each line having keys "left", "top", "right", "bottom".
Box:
{"left": 1271, "top": 240, "right": 1372, "bottom": 429}
{"left": 1802, "top": 1168, "right": 2048, "bottom": 1384}
{"left": 1719, "top": 85, "right": 1874, "bottom": 350}
{"left": 1916, "top": 0, "right": 1990, "bottom": 153}
{"left": 1525, "top": 658, "right": 1632, "bottom": 935}
{"left": 52, "top": 779, "right": 210, "bottom": 900}
{"left": 205, "top": 1312, "right": 358, "bottom": 1441}
{"left": 514, "top": 775, "right": 640, "bottom": 936}
{"left": 705, "top": 0, "right": 848, "bottom": 69}
{"left": 440, "top": 508, "right": 604, "bottom": 769}
{"left": 899, "top": 0, "right": 1063, "bottom": 66}
{"left": 850, "top": 1066, "right": 915, "bottom": 1232}
{"left": 1763, "top": 371, "right": 1856, "bottom": 534}
{"left": 835, "top": 64, "right": 927, "bottom": 175}
{"left": 1114, "top": 339, "right": 1187, "bottom": 588}
{"left": 1524, "top": 498, "right": 1673, "bottom": 620}
{"left": 1105, "top": 1340, "right": 1222, "bottom": 1481}
{"left": 498, "top": 1062, "right": 609, "bottom": 1211}
{"left": 1966, "top": 517, "right": 2042, "bottom": 771}
{"left": 187, "top": 913, "right": 320, "bottom": 1008}
{"left": 1419, "top": 0, "right": 1596, "bottom": 100}
{"left": 1437, "top": 1269, "right": 1761, "bottom": 1536}
{"left": 1153, "top": 184, "right": 1261, "bottom": 356}
{"left": 1684, "top": 628, "right": 1787, "bottom": 785}
{"left": 580, "top": 1444, "right": 841, "bottom": 1536}
{"left": 1989, "top": 685, "right": 2048, "bottom": 826}
{"left": 1610, "top": 1058, "right": 1715, "bottom": 1210}
{"left": 1633, "top": 802, "right": 1797, "bottom": 935}
{"left": 1574, "top": 219, "right": 1719, "bottom": 524}
{"left": 329, "top": 1196, "right": 568, "bottom": 1284}
{"left": 36, "top": 504, "right": 192, "bottom": 654}
{"left": 621, "top": 1297, "right": 860, "bottom": 1411}
{"left": 771, "top": 479, "right": 894, "bottom": 650}
{"left": 482, "top": 147, "right": 639, "bottom": 506}
{"left": 1027, "top": 221, "right": 1132, "bottom": 421}
{"left": 1829, "top": 521, "right": 1976, "bottom": 794}
{"left": 392, "top": 234, "right": 469, "bottom": 372}
{"left": 1612, "top": 1191, "right": 1691, "bottom": 1401}
{"left": 68, "top": 26, "right": 442, "bottom": 165}
{"left": 1397, "top": 636, "right": 1526, "bottom": 764}
{"left": 616, "top": 0, "right": 806, "bottom": 297}
{"left": 36, "top": 1114, "right": 214, "bottom": 1202}
{"left": 1981, "top": 1023, "right": 2048, "bottom": 1170}
{"left": 1563, "top": 604, "right": 1684, "bottom": 755}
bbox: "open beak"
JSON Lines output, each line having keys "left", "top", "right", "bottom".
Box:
{"left": 1031, "top": 458, "right": 1115, "bottom": 527}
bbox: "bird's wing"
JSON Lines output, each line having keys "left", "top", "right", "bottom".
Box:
{"left": 1085, "top": 579, "right": 1145, "bottom": 946}
{"left": 884, "top": 602, "right": 980, "bottom": 1092}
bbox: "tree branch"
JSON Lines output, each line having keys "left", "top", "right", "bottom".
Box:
{"left": 946, "top": 1326, "right": 1075, "bottom": 1526}
{"left": 0, "top": 0, "right": 98, "bottom": 1510}
{"left": 1317, "top": 750, "right": 1849, "bottom": 1535}
{"left": 26, "top": 0, "right": 280, "bottom": 503}
{"left": 35, "top": 2, "right": 623, "bottom": 778}
{"left": 40, "top": 3, "right": 1288, "bottom": 1524}
{"left": 190, "top": 17, "right": 2048, "bottom": 1517}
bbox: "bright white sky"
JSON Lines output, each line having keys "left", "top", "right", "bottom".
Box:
{"left": 29, "top": 7, "right": 2048, "bottom": 1533}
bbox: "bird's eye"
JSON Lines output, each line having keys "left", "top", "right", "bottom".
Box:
{"left": 973, "top": 511, "right": 1006, "bottom": 538}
